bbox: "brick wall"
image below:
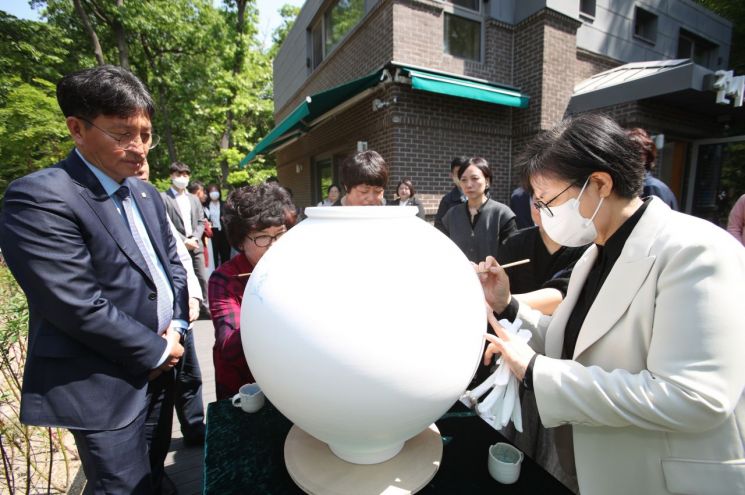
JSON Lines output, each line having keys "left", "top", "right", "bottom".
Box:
{"left": 575, "top": 48, "right": 620, "bottom": 87}
{"left": 276, "top": 0, "right": 394, "bottom": 121}
{"left": 275, "top": 87, "right": 393, "bottom": 208}
{"left": 388, "top": 84, "right": 514, "bottom": 211}
{"left": 392, "top": 1, "right": 513, "bottom": 86}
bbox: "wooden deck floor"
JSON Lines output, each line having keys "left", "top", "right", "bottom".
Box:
{"left": 164, "top": 319, "right": 216, "bottom": 495}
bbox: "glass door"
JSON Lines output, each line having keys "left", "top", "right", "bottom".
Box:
{"left": 688, "top": 136, "right": 745, "bottom": 226}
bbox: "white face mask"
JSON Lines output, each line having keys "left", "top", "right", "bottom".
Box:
{"left": 209, "top": 191, "right": 220, "bottom": 201}
{"left": 540, "top": 178, "right": 603, "bottom": 247}
{"left": 172, "top": 176, "right": 189, "bottom": 190}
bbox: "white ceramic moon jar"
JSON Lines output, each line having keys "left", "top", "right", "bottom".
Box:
{"left": 241, "top": 206, "right": 486, "bottom": 464}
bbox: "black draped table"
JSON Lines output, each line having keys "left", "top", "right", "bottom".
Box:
{"left": 204, "top": 399, "right": 573, "bottom": 494}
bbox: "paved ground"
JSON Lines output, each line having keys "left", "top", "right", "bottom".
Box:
{"left": 164, "top": 319, "right": 216, "bottom": 495}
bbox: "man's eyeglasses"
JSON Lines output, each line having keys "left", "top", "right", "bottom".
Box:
{"left": 247, "top": 231, "right": 286, "bottom": 248}
{"left": 533, "top": 183, "right": 576, "bottom": 218}
{"left": 78, "top": 117, "right": 160, "bottom": 150}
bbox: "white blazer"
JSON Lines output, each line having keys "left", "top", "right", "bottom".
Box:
{"left": 516, "top": 198, "right": 745, "bottom": 495}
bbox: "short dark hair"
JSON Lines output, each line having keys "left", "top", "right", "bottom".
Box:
{"left": 57, "top": 65, "right": 155, "bottom": 120}
{"left": 328, "top": 184, "right": 341, "bottom": 195}
{"left": 223, "top": 183, "right": 298, "bottom": 250}
{"left": 169, "top": 161, "right": 191, "bottom": 175}
{"left": 457, "top": 157, "right": 492, "bottom": 186}
{"left": 396, "top": 178, "right": 416, "bottom": 197}
{"left": 451, "top": 156, "right": 470, "bottom": 172}
{"left": 187, "top": 181, "right": 204, "bottom": 194}
{"left": 626, "top": 127, "right": 657, "bottom": 172}
{"left": 340, "top": 150, "right": 389, "bottom": 191}
{"left": 207, "top": 183, "right": 221, "bottom": 194}
{"left": 517, "top": 114, "right": 644, "bottom": 199}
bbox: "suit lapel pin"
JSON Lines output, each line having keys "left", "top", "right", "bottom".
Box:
{"left": 141, "top": 192, "right": 147, "bottom": 198}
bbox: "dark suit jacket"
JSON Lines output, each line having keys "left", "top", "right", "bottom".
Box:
{"left": 161, "top": 189, "right": 206, "bottom": 253}
{"left": 0, "top": 150, "right": 188, "bottom": 430}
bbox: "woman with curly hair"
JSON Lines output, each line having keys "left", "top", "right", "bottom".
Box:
{"left": 208, "top": 183, "right": 297, "bottom": 399}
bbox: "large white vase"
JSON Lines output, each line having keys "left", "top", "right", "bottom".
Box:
{"left": 241, "top": 206, "right": 486, "bottom": 464}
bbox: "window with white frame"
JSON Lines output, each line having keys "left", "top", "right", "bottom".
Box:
{"left": 309, "top": 0, "right": 365, "bottom": 71}
{"left": 443, "top": 1, "right": 482, "bottom": 62}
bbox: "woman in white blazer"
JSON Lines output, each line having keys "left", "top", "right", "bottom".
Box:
{"left": 477, "top": 114, "right": 745, "bottom": 495}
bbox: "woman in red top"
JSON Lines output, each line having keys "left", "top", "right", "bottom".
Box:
{"left": 208, "top": 183, "right": 297, "bottom": 399}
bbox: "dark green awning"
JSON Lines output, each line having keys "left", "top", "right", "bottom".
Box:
{"left": 241, "top": 64, "right": 529, "bottom": 165}
{"left": 240, "top": 69, "right": 385, "bottom": 166}
{"left": 400, "top": 66, "right": 529, "bottom": 108}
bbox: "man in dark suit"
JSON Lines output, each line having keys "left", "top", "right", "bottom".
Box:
{"left": 0, "top": 65, "right": 188, "bottom": 494}
{"left": 434, "top": 156, "right": 469, "bottom": 233}
{"left": 161, "top": 162, "right": 209, "bottom": 315}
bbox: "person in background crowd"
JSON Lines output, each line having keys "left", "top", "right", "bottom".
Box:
{"left": 188, "top": 180, "right": 207, "bottom": 206}
{"left": 726, "top": 193, "right": 745, "bottom": 247}
{"left": 136, "top": 160, "right": 205, "bottom": 491}
{"left": 317, "top": 184, "right": 341, "bottom": 206}
{"left": 335, "top": 151, "right": 389, "bottom": 206}
{"left": 478, "top": 114, "right": 745, "bottom": 495}
{"left": 442, "top": 157, "right": 517, "bottom": 263}
{"left": 207, "top": 183, "right": 231, "bottom": 266}
{"left": 389, "top": 177, "right": 426, "bottom": 219}
{"left": 208, "top": 183, "right": 297, "bottom": 399}
{"left": 160, "top": 164, "right": 208, "bottom": 452}
{"left": 188, "top": 180, "right": 214, "bottom": 270}
{"left": 161, "top": 162, "right": 210, "bottom": 317}
{"left": 626, "top": 127, "right": 678, "bottom": 210}
{"left": 510, "top": 186, "right": 534, "bottom": 229}
{"left": 435, "top": 156, "right": 469, "bottom": 233}
{"left": 0, "top": 64, "right": 186, "bottom": 494}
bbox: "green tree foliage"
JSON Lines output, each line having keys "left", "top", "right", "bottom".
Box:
{"left": 0, "top": 78, "right": 69, "bottom": 200}
{"left": 0, "top": 0, "right": 283, "bottom": 200}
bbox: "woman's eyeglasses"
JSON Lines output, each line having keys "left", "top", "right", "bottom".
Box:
{"left": 247, "top": 231, "right": 286, "bottom": 248}
{"left": 532, "top": 183, "right": 576, "bottom": 218}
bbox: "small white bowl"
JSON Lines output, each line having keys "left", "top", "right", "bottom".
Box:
{"left": 488, "top": 442, "right": 524, "bottom": 484}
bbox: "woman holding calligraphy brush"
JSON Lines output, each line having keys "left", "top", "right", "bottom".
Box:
{"left": 477, "top": 114, "right": 745, "bottom": 495}
{"left": 208, "top": 183, "right": 297, "bottom": 399}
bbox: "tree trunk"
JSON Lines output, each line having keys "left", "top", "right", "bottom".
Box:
{"left": 113, "top": 0, "right": 129, "bottom": 69}
{"left": 141, "top": 34, "right": 176, "bottom": 162}
{"left": 72, "top": 0, "right": 105, "bottom": 65}
{"left": 219, "top": 0, "right": 248, "bottom": 184}
{"left": 159, "top": 85, "right": 177, "bottom": 163}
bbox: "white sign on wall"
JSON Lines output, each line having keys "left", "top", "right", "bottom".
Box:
{"left": 712, "top": 70, "right": 745, "bottom": 107}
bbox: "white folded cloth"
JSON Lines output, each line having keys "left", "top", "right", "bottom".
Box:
{"left": 459, "top": 318, "right": 532, "bottom": 432}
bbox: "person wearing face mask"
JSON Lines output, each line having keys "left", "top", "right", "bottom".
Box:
{"left": 206, "top": 184, "right": 231, "bottom": 267}
{"left": 475, "top": 114, "right": 745, "bottom": 495}
{"left": 208, "top": 183, "right": 297, "bottom": 399}
{"left": 334, "top": 150, "right": 389, "bottom": 206}
{"left": 441, "top": 157, "right": 518, "bottom": 263}
{"left": 161, "top": 162, "right": 210, "bottom": 320}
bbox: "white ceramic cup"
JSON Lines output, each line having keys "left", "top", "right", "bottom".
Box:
{"left": 231, "top": 383, "right": 265, "bottom": 413}
{"left": 488, "top": 442, "right": 524, "bottom": 484}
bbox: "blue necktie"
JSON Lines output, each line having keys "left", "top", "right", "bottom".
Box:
{"left": 116, "top": 186, "right": 173, "bottom": 332}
